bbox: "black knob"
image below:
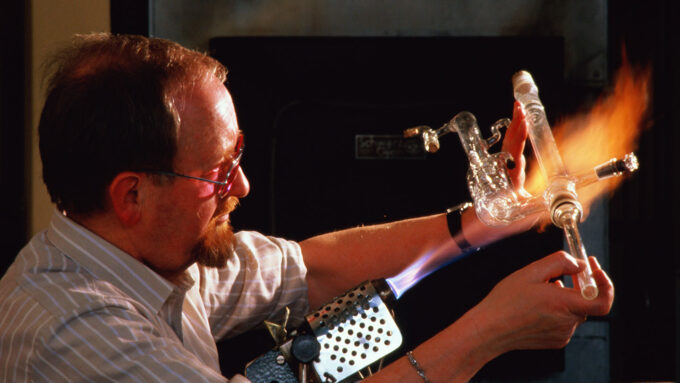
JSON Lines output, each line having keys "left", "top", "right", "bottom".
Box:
{"left": 291, "top": 334, "right": 321, "bottom": 363}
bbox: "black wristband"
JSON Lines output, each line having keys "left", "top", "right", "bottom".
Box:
{"left": 446, "top": 202, "right": 473, "bottom": 251}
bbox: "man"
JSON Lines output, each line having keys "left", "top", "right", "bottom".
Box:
{"left": 0, "top": 34, "right": 613, "bottom": 382}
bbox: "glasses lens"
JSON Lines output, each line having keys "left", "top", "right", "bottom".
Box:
{"left": 218, "top": 163, "right": 241, "bottom": 198}
{"left": 217, "top": 134, "right": 244, "bottom": 198}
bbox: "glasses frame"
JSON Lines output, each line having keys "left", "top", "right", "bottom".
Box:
{"left": 150, "top": 133, "right": 244, "bottom": 199}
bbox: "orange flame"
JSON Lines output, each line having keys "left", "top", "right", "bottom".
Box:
{"left": 524, "top": 61, "right": 651, "bottom": 219}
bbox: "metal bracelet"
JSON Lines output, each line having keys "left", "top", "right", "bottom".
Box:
{"left": 406, "top": 351, "right": 431, "bottom": 383}
{"left": 445, "top": 202, "right": 473, "bottom": 251}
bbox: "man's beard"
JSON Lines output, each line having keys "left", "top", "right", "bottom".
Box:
{"left": 190, "top": 196, "right": 240, "bottom": 268}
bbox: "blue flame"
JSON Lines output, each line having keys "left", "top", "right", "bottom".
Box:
{"left": 386, "top": 245, "right": 476, "bottom": 299}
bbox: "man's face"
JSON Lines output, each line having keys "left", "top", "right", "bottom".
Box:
{"left": 142, "top": 79, "right": 249, "bottom": 279}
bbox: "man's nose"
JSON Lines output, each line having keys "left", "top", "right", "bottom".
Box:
{"left": 228, "top": 166, "right": 250, "bottom": 198}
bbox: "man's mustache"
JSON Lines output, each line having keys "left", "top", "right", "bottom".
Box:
{"left": 213, "top": 196, "right": 240, "bottom": 220}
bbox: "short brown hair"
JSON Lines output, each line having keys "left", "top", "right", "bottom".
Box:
{"left": 39, "top": 33, "right": 227, "bottom": 215}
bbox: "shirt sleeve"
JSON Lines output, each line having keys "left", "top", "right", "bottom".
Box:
{"left": 198, "top": 231, "right": 309, "bottom": 341}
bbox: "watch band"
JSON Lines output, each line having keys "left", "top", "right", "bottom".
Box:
{"left": 446, "top": 202, "right": 473, "bottom": 251}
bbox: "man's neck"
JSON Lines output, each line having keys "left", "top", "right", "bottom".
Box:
{"left": 68, "top": 210, "right": 144, "bottom": 265}
{"left": 67, "top": 210, "right": 195, "bottom": 287}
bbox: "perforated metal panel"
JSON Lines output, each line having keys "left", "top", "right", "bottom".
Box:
{"left": 306, "top": 281, "right": 402, "bottom": 383}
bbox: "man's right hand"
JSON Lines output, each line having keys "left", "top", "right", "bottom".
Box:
{"left": 466, "top": 251, "right": 614, "bottom": 355}
{"left": 364, "top": 251, "right": 614, "bottom": 383}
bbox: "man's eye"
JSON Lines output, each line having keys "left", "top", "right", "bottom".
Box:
{"left": 204, "top": 168, "right": 221, "bottom": 181}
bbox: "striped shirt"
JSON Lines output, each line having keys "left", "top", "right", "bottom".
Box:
{"left": 0, "top": 210, "right": 309, "bottom": 382}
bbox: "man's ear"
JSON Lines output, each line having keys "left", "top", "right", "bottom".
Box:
{"left": 108, "top": 172, "right": 143, "bottom": 226}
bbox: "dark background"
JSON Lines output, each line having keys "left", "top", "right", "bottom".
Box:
{"left": 1, "top": 0, "right": 677, "bottom": 381}
{"left": 607, "top": 1, "right": 679, "bottom": 381}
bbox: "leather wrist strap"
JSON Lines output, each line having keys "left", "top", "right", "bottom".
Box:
{"left": 446, "top": 202, "right": 473, "bottom": 251}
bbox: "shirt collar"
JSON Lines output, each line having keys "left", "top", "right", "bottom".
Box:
{"left": 46, "top": 209, "right": 175, "bottom": 314}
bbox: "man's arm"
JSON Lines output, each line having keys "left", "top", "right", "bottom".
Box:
{"left": 301, "top": 101, "right": 533, "bottom": 309}
{"left": 300, "top": 208, "right": 533, "bottom": 309}
{"left": 363, "top": 252, "right": 614, "bottom": 383}
{"left": 300, "top": 212, "right": 450, "bottom": 309}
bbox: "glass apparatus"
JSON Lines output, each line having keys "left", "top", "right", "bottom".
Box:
{"left": 404, "top": 71, "right": 638, "bottom": 300}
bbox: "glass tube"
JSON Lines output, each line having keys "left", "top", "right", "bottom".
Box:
{"left": 512, "top": 71, "right": 568, "bottom": 179}
{"left": 554, "top": 204, "right": 599, "bottom": 300}
{"left": 513, "top": 70, "right": 598, "bottom": 300}
{"left": 572, "top": 153, "right": 639, "bottom": 188}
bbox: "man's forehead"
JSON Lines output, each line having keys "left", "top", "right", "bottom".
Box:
{"left": 174, "top": 81, "right": 239, "bottom": 168}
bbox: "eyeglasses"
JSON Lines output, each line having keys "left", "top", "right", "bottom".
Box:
{"left": 150, "top": 133, "right": 244, "bottom": 199}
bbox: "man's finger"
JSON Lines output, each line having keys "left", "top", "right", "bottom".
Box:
{"left": 588, "top": 256, "right": 615, "bottom": 316}
{"left": 503, "top": 101, "right": 529, "bottom": 190}
{"left": 502, "top": 101, "right": 528, "bottom": 155}
{"left": 561, "top": 256, "right": 614, "bottom": 317}
{"left": 529, "top": 251, "right": 582, "bottom": 283}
